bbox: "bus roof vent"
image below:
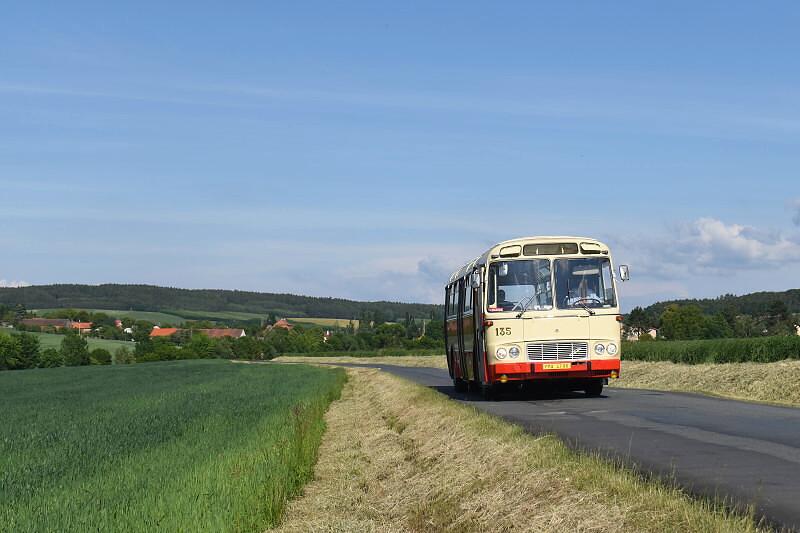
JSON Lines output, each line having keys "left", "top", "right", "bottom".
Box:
{"left": 580, "top": 242, "right": 602, "bottom": 254}
{"left": 499, "top": 245, "right": 521, "bottom": 257}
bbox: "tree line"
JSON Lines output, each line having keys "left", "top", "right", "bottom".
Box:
{"left": 1, "top": 315, "right": 445, "bottom": 371}
{"left": 642, "top": 289, "right": 800, "bottom": 319}
{"left": 626, "top": 299, "right": 798, "bottom": 341}
{"left": 0, "top": 284, "right": 443, "bottom": 322}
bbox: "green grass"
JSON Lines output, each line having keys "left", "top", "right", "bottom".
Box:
{"left": 623, "top": 335, "right": 800, "bottom": 364}
{"left": 20, "top": 331, "right": 135, "bottom": 351}
{"left": 287, "top": 317, "right": 360, "bottom": 328}
{"left": 0, "top": 359, "right": 346, "bottom": 532}
{"left": 34, "top": 308, "right": 187, "bottom": 325}
{"left": 170, "top": 309, "right": 268, "bottom": 322}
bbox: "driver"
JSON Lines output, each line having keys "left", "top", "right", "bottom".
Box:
{"left": 565, "top": 278, "right": 601, "bottom": 307}
{"left": 497, "top": 289, "right": 511, "bottom": 310}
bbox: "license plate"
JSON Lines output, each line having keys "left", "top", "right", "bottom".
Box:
{"left": 542, "top": 363, "right": 572, "bottom": 370}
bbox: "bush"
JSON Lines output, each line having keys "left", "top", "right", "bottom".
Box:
{"left": 39, "top": 348, "right": 64, "bottom": 368}
{"left": 112, "top": 346, "right": 135, "bottom": 365}
{"left": 89, "top": 348, "right": 112, "bottom": 365}
{"left": 622, "top": 335, "right": 800, "bottom": 364}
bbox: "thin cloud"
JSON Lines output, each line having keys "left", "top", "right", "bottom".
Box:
{"left": 791, "top": 198, "right": 800, "bottom": 226}
{"left": 0, "top": 279, "right": 30, "bottom": 288}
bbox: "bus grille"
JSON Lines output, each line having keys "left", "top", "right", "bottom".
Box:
{"left": 527, "top": 342, "right": 588, "bottom": 361}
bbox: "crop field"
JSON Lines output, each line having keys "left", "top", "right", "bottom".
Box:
{"left": 22, "top": 331, "right": 135, "bottom": 351}
{"left": 169, "top": 309, "right": 269, "bottom": 322}
{"left": 0, "top": 359, "right": 346, "bottom": 532}
{"left": 34, "top": 308, "right": 187, "bottom": 325}
{"left": 622, "top": 335, "right": 800, "bottom": 364}
{"left": 287, "top": 317, "right": 360, "bottom": 328}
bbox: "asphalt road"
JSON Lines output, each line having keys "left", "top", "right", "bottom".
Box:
{"left": 339, "top": 363, "right": 800, "bottom": 531}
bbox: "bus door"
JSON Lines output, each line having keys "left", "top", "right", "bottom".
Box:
{"left": 462, "top": 277, "right": 475, "bottom": 382}
{"left": 471, "top": 270, "right": 488, "bottom": 385}
{"left": 456, "top": 279, "right": 472, "bottom": 381}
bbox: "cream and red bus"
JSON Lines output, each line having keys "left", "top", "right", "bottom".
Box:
{"left": 444, "top": 236, "right": 628, "bottom": 399}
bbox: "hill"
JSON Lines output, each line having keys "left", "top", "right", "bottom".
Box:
{"left": 0, "top": 284, "right": 442, "bottom": 321}
{"left": 643, "top": 289, "right": 800, "bottom": 317}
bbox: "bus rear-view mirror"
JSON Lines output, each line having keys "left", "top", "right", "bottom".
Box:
{"left": 619, "top": 265, "right": 630, "bottom": 281}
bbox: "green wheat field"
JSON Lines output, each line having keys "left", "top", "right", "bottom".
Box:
{"left": 0, "top": 359, "right": 345, "bottom": 532}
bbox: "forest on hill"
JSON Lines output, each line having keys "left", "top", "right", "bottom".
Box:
{"left": 0, "top": 284, "right": 443, "bottom": 321}
{"left": 643, "top": 289, "right": 800, "bottom": 318}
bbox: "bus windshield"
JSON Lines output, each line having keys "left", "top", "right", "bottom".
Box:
{"left": 488, "top": 260, "right": 553, "bottom": 312}
{"left": 554, "top": 258, "right": 616, "bottom": 309}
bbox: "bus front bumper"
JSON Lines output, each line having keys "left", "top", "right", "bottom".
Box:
{"left": 488, "top": 359, "right": 620, "bottom": 382}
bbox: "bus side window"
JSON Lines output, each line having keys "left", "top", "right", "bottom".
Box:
{"left": 463, "top": 279, "right": 472, "bottom": 313}
{"left": 447, "top": 285, "right": 454, "bottom": 317}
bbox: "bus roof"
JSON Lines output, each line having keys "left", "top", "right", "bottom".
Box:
{"left": 446, "top": 236, "right": 609, "bottom": 284}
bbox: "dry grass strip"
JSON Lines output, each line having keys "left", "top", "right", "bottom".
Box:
{"left": 274, "top": 368, "right": 761, "bottom": 533}
{"left": 612, "top": 359, "right": 800, "bottom": 407}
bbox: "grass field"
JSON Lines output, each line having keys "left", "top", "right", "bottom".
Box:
{"left": 276, "top": 367, "right": 761, "bottom": 532}
{"left": 277, "top": 354, "right": 447, "bottom": 368}
{"left": 34, "top": 308, "right": 187, "bottom": 325}
{"left": 0, "top": 359, "right": 346, "bottom": 532}
{"left": 286, "top": 317, "right": 360, "bottom": 328}
{"left": 611, "top": 359, "right": 800, "bottom": 407}
{"left": 32, "top": 307, "right": 368, "bottom": 328}
{"left": 21, "top": 331, "right": 135, "bottom": 352}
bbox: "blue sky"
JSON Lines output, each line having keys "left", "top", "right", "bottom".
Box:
{"left": 1, "top": 2, "right": 799, "bottom": 309}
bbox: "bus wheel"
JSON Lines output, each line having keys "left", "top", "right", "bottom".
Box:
{"left": 480, "top": 383, "right": 496, "bottom": 401}
{"left": 584, "top": 379, "right": 604, "bottom": 397}
{"left": 453, "top": 378, "right": 467, "bottom": 393}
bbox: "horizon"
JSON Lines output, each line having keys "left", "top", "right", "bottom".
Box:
{"left": 2, "top": 280, "right": 796, "bottom": 312}
{"left": 3, "top": 3, "right": 800, "bottom": 309}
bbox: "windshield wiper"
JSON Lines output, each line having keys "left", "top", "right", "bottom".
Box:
{"left": 515, "top": 295, "right": 535, "bottom": 318}
{"left": 576, "top": 302, "right": 596, "bottom": 316}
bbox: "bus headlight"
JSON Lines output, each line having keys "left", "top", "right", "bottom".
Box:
{"left": 607, "top": 343, "right": 618, "bottom": 356}
{"left": 496, "top": 347, "right": 508, "bottom": 359}
{"left": 594, "top": 343, "right": 606, "bottom": 355}
{"left": 509, "top": 346, "right": 520, "bottom": 358}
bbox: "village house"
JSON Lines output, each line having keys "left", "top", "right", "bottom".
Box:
{"left": 71, "top": 321, "right": 93, "bottom": 334}
{"left": 625, "top": 327, "right": 658, "bottom": 341}
{"left": 149, "top": 327, "right": 245, "bottom": 339}
{"left": 196, "top": 328, "right": 246, "bottom": 339}
{"left": 19, "top": 318, "right": 72, "bottom": 330}
{"left": 272, "top": 319, "right": 293, "bottom": 331}
{"left": 149, "top": 327, "right": 180, "bottom": 338}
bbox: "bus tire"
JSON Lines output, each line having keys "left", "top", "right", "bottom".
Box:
{"left": 480, "top": 383, "right": 496, "bottom": 401}
{"left": 453, "top": 378, "right": 467, "bottom": 393}
{"left": 584, "top": 379, "right": 603, "bottom": 397}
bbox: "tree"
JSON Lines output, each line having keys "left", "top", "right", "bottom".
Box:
{"left": 0, "top": 332, "right": 21, "bottom": 370}
{"left": 626, "top": 307, "right": 656, "bottom": 337}
{"left": 16, "top": 332, "right": 41, "bottom": 369}
{"left": 61, "top": 331, "right": 89, "bottom": 366}
{"left": 659, "top": 305, "right": 708, "bottom": 340}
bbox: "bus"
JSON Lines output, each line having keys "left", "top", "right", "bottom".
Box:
{"left": 444, "top": 236, "right": 629, "bottom": 399}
